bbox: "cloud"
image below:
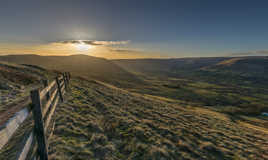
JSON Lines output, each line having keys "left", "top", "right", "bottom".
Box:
{"left": 255, "top": 50, "right": 268, "bottom": 54}
{"left": 231, "top": 50, "right": 268, "bottom": 56}
{"left": 56, "top": 40, "right": 130, "bottom": 46}
{"left": 109, "top": 48, "right": 142, "bottom": 54}
{"left": 60, "top": 40, "right": 81, "bottom": 44}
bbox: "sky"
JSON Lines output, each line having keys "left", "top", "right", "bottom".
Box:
{"left": 0, "top": 0, "right": 268, "bottom": 59}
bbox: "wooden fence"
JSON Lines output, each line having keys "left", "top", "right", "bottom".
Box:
{"left": 0, "top": 72, "right": 71, "bottom": 160}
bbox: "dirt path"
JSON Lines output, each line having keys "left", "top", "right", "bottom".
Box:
{"left": 0, "top": 96, "right": 31, "bottom": 126}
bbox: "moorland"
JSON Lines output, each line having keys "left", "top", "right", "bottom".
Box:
{"left": 0, "top": 55, "right": 267, "bottom": 160}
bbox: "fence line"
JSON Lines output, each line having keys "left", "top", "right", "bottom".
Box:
{"left": 0, "top": 72, "right": 71, "bottom": 160}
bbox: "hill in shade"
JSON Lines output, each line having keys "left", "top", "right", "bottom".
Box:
{"left": 113, "top": 56, "right": 268, "bottom": 87}
{"left": 0, "top": 54, "right": 144, "bottom": 88}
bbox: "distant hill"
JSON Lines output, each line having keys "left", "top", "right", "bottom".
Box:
{"left": 113, "top": 57, "right": 230, "bottom": 76}
{"left": 0, "top": 54, "right": 144, "bottom": 88}
{"left": 1, "top": 54, "right": 268, "bottom": 115}
{"left": 114, "top": 56, "right": 268, "bottom": 75}
{"left": 206, "top": 56, "right": 268, "bottom": 76}
{"left": 113, "top": 56, "right": 268, "bottom": 87}
{"left": 2, "top": 55, "right": 267, "bottom": 88}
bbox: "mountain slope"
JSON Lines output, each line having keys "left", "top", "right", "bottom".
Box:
{"left": 0, "top": 61, "right": 55, "bottom": 110}
{"left": 113, "top": 57, "right": 268, "bottom": 80}
{"left": 2, "top": 55, "right": 267, "bottom": 115}
{"left": 0, "top": 54, "right": 144, "bottom": 88}
{"left": 113, "top": 56, "right": 268, "bottom": 86}
{"left": 113, "top": 56, "right": 268, "bottom": 75}
{"left": 113, "top": 57, "right": 230, "bottom": 76}
{"left": 206, "top": 57, "right": 268, "bottom": 78}
{"left": 0, "top": 57, "right": 268, "bottom": 160}
{"left": 48, "top": 77, "right": 268, "bottom": 160}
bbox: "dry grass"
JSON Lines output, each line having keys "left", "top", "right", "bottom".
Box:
{"left": 49, "top": 78, "right": 268, "bottom": 160}
{"left": 0, "top": 62, "right": 57, "bottom": 123}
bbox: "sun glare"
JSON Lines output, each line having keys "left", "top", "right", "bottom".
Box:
{"left": 75, "top": 43, "right": 92, "bottom": 51}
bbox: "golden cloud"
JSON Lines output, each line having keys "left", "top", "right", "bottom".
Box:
{"left": 56, "top": 40, "right": 130, "bottom": 46}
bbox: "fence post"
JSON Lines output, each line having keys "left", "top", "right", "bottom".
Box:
{"left": 64, "top": 72, "right": 68, "bottom": 85}
{"left": 56, "top": 76, "right": 64, "bottom": 102}
{"left": 30, "top": 89, "right": 49, "bottom": 160}
{"left": 42, "top": 79, "right": 50, "bottom": 100}
{"left": 66, "top": 72, "right": 70, "bottom": 84}
{"left": 66, "top": 72, "right": 69, "bottom": 84}
{"left": 63, "top": 73, "right": 68, "bottom": 91}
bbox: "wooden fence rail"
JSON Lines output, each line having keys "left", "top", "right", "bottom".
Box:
{"left": 0, "top": 72, "right": 71, "bottom": 160}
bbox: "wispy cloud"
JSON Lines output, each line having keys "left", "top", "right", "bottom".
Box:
{"left": 56, "top": 40, "right": 130, "bottom": 46}
{"left": 254, "top": 50, "right": 268, "bottom": 54}
{"left": 231, "top": 50, "right": 268, "bottom": 56}
{"left": 109, "top": 48, "right": 143, "bottom": 54}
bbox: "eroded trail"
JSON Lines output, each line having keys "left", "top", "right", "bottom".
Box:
{"left": 49, "top": 78, "right": 268, "bottom": 160}
{"left": 0, "top": 62, "right": 56, "bottom": 124}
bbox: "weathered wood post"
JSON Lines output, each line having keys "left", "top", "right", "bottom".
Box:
{"left": 66, "top": 72, "right": 69, "bottom": 84}
{"left": 63, "top": 73, "right": 68, "bottom": 91}
{"left": 56, "top": 76, "right": 64, "bottom": 102}
{"left": 66, "top": 72, "right": 70, "bottom": 84}
{"left": 63, "top": 72, "right": 67, "bottom": 85}
{"left": 42, "top": 79, "right": 50, "bottom": 100}
{"left": 30, "top": 89, "right": 49, "bottom": 160}
{"left": 65, "top": 72, "right": 71, "bottom": 91}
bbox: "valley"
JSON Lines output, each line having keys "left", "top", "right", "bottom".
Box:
{"left": 2, "top": 1, "right": 268, "bottom": 159}
{"left": 0, "top": 55, "right": 268, "bottom": 160}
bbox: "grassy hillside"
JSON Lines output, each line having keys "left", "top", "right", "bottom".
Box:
{"left": 113, "top": 57, "right": 268, "bottom": 116}
{"left": 0, "top": 61, "right": 56, "bottom": 113}
{"left": 113, "top": 56, "right": 268, "bottom": 87}
{"left": 1, "top": 55, "right": 267, "bottom": 116}
{"left": 113, "top": 57, "right": 230, "bottom": 77}
{"left": 48, "top": 77, "right": 268, "bottom": 160}
{"left": 0, "top": 62, "right": 57, "bottom": 159}
{"left": 0, "top": 54, "right": 144, "bottom": 88}
{"left": 1, "top": 59, "right": 267, "bottom": 160}
{"left": 1, "top": 55, "right": 268, "bottom": 116}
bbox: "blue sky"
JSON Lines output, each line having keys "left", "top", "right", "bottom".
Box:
{"left": 0, "top": 0, "right": 268, "bottom": 58}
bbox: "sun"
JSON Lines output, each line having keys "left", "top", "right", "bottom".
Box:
{"left": 75, "top": 43, "right": 92, "bottom": 51}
